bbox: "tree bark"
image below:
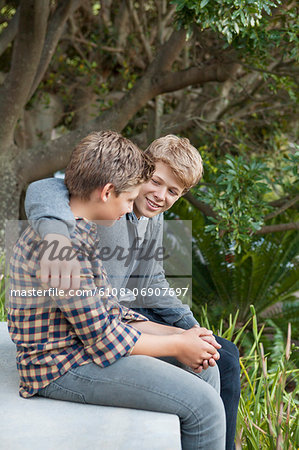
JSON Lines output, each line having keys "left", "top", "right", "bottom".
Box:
{"left": 0, "top": 149, "right": 24, "bottom": 249}
{"left": 28, "top": 0, "right": 82, "bottom": 99}
{"left": 255, "top": 223, "right": 299, "bottom": 234}
{"left": 0, "top": 0, "right": 50, "bottom": 149}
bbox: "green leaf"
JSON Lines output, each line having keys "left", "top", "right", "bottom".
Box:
{"left": 200, "top": 0, "right": 209, "bottom": 8}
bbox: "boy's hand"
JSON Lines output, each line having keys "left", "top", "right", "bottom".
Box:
{"left": 39, "top": 234, "right": 81, "bottom": 290}
{"left": 191, "top": 325, "right": 221, "bottom": 371}
{"left": 174, "top": 328, "right": 220, "bottom": 372}
{"left": 191, "top": 325, "right": 221, "bottom": 349}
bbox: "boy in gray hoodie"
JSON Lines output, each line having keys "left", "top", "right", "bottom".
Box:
{"left": 25, "top": 134, "right": 240, "bottom": 450}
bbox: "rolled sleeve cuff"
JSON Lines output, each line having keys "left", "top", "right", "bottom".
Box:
{"left": 85, "top": 321, "right": 141, "bottom": 367}
{"left": 121, "top": 306, "right": 149, "bottom": 323}
{"left": 173, "top": 315, "right": 199, "bottom": 330}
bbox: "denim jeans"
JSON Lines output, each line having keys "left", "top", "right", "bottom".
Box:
{"left": 137, "top": 308, "right": 240, "bottom": 450}
{"left": 214, "top": 335, "right": 240, "bottom": 450}
{"left": 38, "top": 356, "right": 225, "bottom": 449}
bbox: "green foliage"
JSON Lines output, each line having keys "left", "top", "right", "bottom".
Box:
{"left": 173, "top": 0, "right": 281, "bottom": 43}
{"left": 273, "top": 149, "right": 299, "bottom": 193}
{"left": 173, "top": 0, "right": 299, "bottom": 99}
{"left": 199, "top": 306, "right": 299, "bottom": 448}
{"left": 199, "top": 154, "right": 273, "bottom": 251}
{"left": 234, "top": 2, "right": 299, "bottom": 63}
{"left": 0, "top": 5, "right": 16, "bottom": 33}
{"left": 118, "top": 60, "right": 138, "bottom": 90}
{"left": 193, "top": 148, "right": 299, "bottom": 251}
{"left": 198, "top": 228, "right": 299, "bottom": 324}
{"left": 168, "top": 200, "right": 299, "bottom": 333}
{"left": 92, "top": 2, "right": 101, "bottom": 16}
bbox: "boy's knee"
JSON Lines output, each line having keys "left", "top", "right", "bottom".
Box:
{"left": 226, "top": 340, "right": 239, "bottom": 360}
{"left": 198, "top": 364, "right": 220, "bottom": 394}
{"left": 226, "top": 345, "right": 240, "bottom": 376}
{"left": 196, "top": 384, "right": 226, "bottom": 432}
{"left": 215, "top": 335, "right": 239, "bottom": 359}
{"left": 217, "top": 340, "right": 240, "bottom": 379}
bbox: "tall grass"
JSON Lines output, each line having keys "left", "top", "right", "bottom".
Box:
{"left": 199, "top": 305, "right": 299, "bottom": 449}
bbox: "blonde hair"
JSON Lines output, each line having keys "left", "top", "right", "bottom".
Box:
{"left": 144, "top": 135, "right": 203, "bottom": 193}
{"left": 65, "top": 130, "right": 154, "bottom": 199}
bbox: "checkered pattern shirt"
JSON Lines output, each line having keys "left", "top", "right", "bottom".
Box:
{"left": 8, "top": 218, "right": 147, "bottom": 398}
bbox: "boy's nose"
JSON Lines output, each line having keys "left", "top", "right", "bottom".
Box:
{"left": 154, "top": 186, "right": 167, "bottom": 202}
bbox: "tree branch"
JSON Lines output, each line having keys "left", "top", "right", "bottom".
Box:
{"left": 150, "top": 28, "right": 187, "bottom": 74}
{"left": 183, "top": 192, "right": 217, "bottom": 219}
{"left": 16, "top": 30, "right": 237, "bottom": 181}
{"left": 0, "top": 6, "right": 20, "bottom": 57}
{"left": 28, "top": 0, "right": 82, "bottom": 99}
{"left": 184, "top": 192, "right": 299, "bottom": 236}
{"left": 264, "top": 194, "right": 299, "bottom": 220}
{"left": 0, "top": 0, "right": 50, "bottom": 149}
{"left": 127, "top": 0, "right": 152, "bottom": 62}
{"left": 241, "top": 62, "right": 298, "bottom": 78}
{"left": 156, "top": 63, "right": 238, "bottom": 94}
{"left": 115, "top": 0, "right": 129, "bottom": 65}
{"left": 16, "top": 58, "right": 244, "bottom": 181}
{"left": 269, "top": 196, "right": 295, "bottom": 208}
{"left": 255, "top": 223, "right": 299, "bottom": 234}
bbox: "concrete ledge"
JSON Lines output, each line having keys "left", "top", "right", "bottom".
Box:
{"left": 0, "top": 322, "right": 180, "bottom": 450}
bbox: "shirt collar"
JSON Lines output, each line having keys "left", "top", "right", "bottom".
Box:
{"left": 75, "top": 217, "right": 98, "bottom": 236}
{"left": 127, "top": 211, "right": 148, "bottom": 223}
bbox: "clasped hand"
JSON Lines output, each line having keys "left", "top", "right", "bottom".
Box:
{"left": 178, "top": 326, "right": 221, "bottom": 374}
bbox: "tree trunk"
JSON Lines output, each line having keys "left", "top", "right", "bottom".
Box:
{"left": 0, "top": 149, "right": 24, "bottom": 251}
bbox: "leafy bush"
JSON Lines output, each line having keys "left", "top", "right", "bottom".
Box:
{"left": 196, "top": 150, "right": 299, "bottom": 252}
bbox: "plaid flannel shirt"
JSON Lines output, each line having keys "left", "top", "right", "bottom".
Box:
{"left": 8, "top": 218, "right": 147, "bottom": 398}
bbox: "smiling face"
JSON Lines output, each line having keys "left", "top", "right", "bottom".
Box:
{"left": 133, "top": 161, "right": 184, "bottom": 219}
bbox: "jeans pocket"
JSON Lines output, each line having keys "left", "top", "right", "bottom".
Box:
{"left": 38, "top": 380, "right": 86, "bottom": 404}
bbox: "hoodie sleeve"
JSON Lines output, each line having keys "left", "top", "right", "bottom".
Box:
{"left": 25, "top": 178, "right": 76, "bottom": 239}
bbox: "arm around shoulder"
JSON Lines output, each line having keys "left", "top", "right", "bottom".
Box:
{"left": 25, "top": 177, "right": 75, "bottom": 238}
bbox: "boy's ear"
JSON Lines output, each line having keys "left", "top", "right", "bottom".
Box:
{"left": 99, "top": 183, "right": 115, "bottom": 202}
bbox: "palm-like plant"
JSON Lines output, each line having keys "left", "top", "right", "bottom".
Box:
{"left": 194, "top": 228, "right": 299, "bottom": 321}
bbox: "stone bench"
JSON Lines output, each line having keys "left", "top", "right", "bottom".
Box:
{"left": 0, "top": 322, "right": 180, "bottom": 449}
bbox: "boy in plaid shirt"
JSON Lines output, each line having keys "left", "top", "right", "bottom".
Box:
{"left": 8, "top": 131, "right": 225, "bottom": 450}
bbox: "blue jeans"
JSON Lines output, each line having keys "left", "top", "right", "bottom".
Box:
{"left": 38, "top": 356, "right": 225, "bottom": 449}
{"left": 137, "top": 308, "right": 240, "bottom": 450}
{"left": 214, "top": 335, "right": 240, "bottom": 450}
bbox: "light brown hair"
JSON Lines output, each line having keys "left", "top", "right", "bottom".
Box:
{"left": 65, "top": 130, "right": 154, "bottom": 199}
{"left": 144, "top": 135, "right": 203, "bottom": 194}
